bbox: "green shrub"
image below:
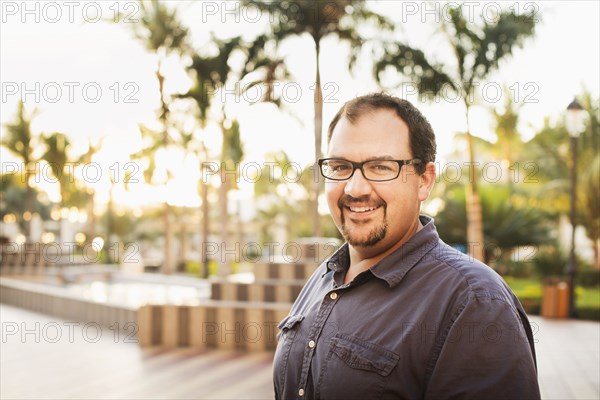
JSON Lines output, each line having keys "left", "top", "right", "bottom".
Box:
{"left": 519, "top": 297, "right": 541, "bottom": 315}
{"left": 575, "top": 286, "right": 599, "bottom": 320}
{"left": 185, "top": 260, "right": 201, "bottom": 276}
{"left": 576, "top": 307, "right": 600, "bottom": 321}
{"left": 505, "top": 276, "right": 599, "bottom": 320}
{"left": 185, "top": 260, "right": 241, "bottom": 277}
{"left": 576, "top": 270, "right": 600, "bottom": 287}
{"left": 532, "top": 246, "right": 568, "bottom": 277}
{"left": 496, "top": 260, "right": 537, "bottom": 278}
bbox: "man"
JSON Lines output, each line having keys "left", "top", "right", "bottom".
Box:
{"left": 273, "top": 93, "right": 540, "bottom": 399}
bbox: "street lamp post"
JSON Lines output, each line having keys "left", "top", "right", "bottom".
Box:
{"left": 565, "top": 98, "right": 587, "bottom": 318}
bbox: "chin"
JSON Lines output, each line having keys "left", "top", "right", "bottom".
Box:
{"left": 343, "top": 225, "right": 387, "bottom": 248}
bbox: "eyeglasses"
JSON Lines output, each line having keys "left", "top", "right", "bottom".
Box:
{"left": 318, "top": 158, "right": 422, "bottom": 182}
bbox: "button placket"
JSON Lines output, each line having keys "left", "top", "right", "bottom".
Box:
{"left": 296, "top": 292, "right": 338, "bottom": 398}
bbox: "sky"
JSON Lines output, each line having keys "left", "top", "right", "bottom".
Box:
{"left": 1, "top": 1, "right": 599, "bottom": 210}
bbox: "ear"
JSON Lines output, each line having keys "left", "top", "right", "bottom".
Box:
{"left": 418, "top": 162, "right": 436, "bottom": 201}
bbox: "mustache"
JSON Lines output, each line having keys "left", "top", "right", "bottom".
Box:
{"left": 338, "top": 194, "right": 386, "bottom": 210}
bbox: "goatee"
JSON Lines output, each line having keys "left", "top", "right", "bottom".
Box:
{"left": 342, "top": 221, "right": 388, "bottom": 247}
{"left": 339, "top": 194, "right": 387, "bottom": 247}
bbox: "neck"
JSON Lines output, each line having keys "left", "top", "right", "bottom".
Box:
{"left": 344, "top": 217, "right": 424, "bottom": 284}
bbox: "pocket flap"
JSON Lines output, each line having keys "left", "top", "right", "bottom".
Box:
{"left": 330, "top": 334, "right": 400, "bottom": 377}
{"left": 278, "top": 314, "right": 305, "bottom": 331}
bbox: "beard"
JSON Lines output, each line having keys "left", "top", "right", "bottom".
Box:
{"left": 341, "top": 220, "right": 388, "bottom": 247}
{"left": 338, "top": 195, "right": 387, "bottom": 247}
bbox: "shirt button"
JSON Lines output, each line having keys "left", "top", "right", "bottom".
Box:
{"left": 330, "top": 292, "right": 338, "bottom": 300}
{"left": 308, "top": 340, "right": 316, "bottom": 348}
{"left": 298, "top": 388, "right": 305, "bottom": 396}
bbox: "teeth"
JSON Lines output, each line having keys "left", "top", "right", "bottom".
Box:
{"left": 349, "top": 206, "right": 377, "bottom": 213}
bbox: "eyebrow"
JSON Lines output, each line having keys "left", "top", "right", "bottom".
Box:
{"left": 326, "top": 155, "right": 399, "bottom": 161}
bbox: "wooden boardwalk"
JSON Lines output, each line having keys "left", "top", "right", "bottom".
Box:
{"left": 1, "top": 303, "right": 599, "bottom": 399}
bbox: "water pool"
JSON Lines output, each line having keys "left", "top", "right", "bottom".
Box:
{"left": 63, "top": 279, "right": 211, "bottom": 307}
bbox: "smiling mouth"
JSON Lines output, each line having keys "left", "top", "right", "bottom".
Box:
{"left": 347, "top": 206, "right": 379, "bottom": 213}
{"left": 339, "top": 195, "right": 386, "bottom": 221}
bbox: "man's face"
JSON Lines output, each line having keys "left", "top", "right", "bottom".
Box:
{"left": 325, "top": 109, "right": 433, "bottom": 257}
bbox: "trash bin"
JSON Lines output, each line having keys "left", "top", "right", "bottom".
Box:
{"left": 541, "top": 278, "right": 569, "bottom": 318}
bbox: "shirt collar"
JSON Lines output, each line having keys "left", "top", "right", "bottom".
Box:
{"left": 325, "top": 242, "right": 349, "bottom": 275}
{"left": 325, "top": 215, "right": 440, "bottom": 288}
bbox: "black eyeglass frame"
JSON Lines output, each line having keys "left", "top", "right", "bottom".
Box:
{"left": 318, "top": 158, "right": 422, "bottom": 182}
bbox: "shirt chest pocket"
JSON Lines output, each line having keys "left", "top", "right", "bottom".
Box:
{"left": 317, "top": 334, "right": 400, "bottom": 400}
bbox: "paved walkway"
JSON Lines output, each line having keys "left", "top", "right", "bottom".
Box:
{"left": 1, "top": 304, "right": 598, "bottom": 399}
{"left": 534, "top": 315, "right": 599, "bottom": 399}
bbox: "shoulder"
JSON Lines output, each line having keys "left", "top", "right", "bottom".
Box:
{"left": 423, "top": 240, "right": 518, "bottom": 306}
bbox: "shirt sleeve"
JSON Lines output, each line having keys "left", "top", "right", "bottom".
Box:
{"left": 424, "top": 296, "right": 541, "bottom": 400}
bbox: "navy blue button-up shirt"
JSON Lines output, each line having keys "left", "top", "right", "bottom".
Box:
{"left": 273, "top": 216, "right": 540, "bottom": 400}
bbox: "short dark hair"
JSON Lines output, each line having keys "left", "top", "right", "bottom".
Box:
{"left": 327, "top": 93, "right": 436, "bottom": 174}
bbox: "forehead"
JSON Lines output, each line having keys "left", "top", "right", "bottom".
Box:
{"left": 328, "top": 109, "right": 411, "bottom": 159}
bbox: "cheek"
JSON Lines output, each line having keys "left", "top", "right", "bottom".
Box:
{"left": 325, "top": 183, "right": 343, "bottom": 215}
{"left": 380, "top": 186, "right": 418, "bottom": 215}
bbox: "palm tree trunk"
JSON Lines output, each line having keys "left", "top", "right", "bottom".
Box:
{"left": 84, "top": 144, "right": 96, "bottom": 244}
{"left": 312, "top": 41, "right": 323, "bottom": 238}
{"left": 157, "top": 56, "right": 174, "bottom": 275}
{"left": 218, "top": 168, "right": 230, "bottom": 276}
{"left": 592, "top": 240, "right": 599, "bottom": 270}
{"left": 179, "top": 213, "right": 188, "bottom": 271}
{"left": 87, "top": 189, "right": 95, "bottom": 243}
{"left": 502, "top": 140, "right": 513, "bottom": 189}
{"left": 164, "top": 203, "right": 173, "bottom": 274}
{"left": 201, "top": 186, "right": 209, "bottom": 277}
{"left": 464, "top": 105, "right": 485, "bottom": 262}
{"left": 107, "top": 182, "right": 115, "bottom": 264}
{"left": 24, "top": 171, "right": 33, "bottom": 241}
{"left": 236, "top": 195, "right": 244, "bottom": 252}
{"left": 200, "top": 145, "right": 210, "bottom": 278}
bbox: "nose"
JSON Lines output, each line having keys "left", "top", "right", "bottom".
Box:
{"left": 344, "top": 168, "right": 372, "bottom": 198}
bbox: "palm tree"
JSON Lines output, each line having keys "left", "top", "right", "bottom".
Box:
{"left": 240, "top": 34, "right": 293, "bottom": 108}
{"left": 239, "top": 37, "right": 308, "bottom": 134}
{"left": 0, "top": 174, "right": 50, "bottom": 234}
{"left": 374, "top": 5, "right": 536, "bottom": 261}
{"left": 502, "top": 92, "right": 598, "bottom": 269}
{"left": 241, "top": 0, "right": 392, "bottom": 237}
{"left": 40, "top": 132, "right": 78, "bottom": 244}
{"left": 1, "top": 101, "right": 38, "bottom": 241}
{"left": 80, "top": 139, "right": 102, "bottom": 244}
{"left": 217, "top": 119, "right": 244, "bottom": 275}
{"left": 119, "top": 0, "right": 188, "bottom": 274}
{"left": 253, "top": 151, "right": 302, "bottom": 243}
{"left": 169, "top": 126, "right": 195, "bottom": 272}
{"left": 176, "top": 35, "right": 242, "bottom": 277}
{"left": 434, "top": 183, "right": 552, "bottom": 267}
{"left": 491, "top": 90, "right": 524, "bottom": 187}
{"left": 455, "top": 89, "right": 525, "bottom": 187}
{"left": 525, "top": 94, "right": 598, "bottom": 263}
{"left": 576, "top": 93, "right": 600, "bottom": 269}
{"left": 582, "top": 154, "right": 600, "bottom": 269}
{"left": 41, "top": 133, "right": 72, "bottom": 205}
